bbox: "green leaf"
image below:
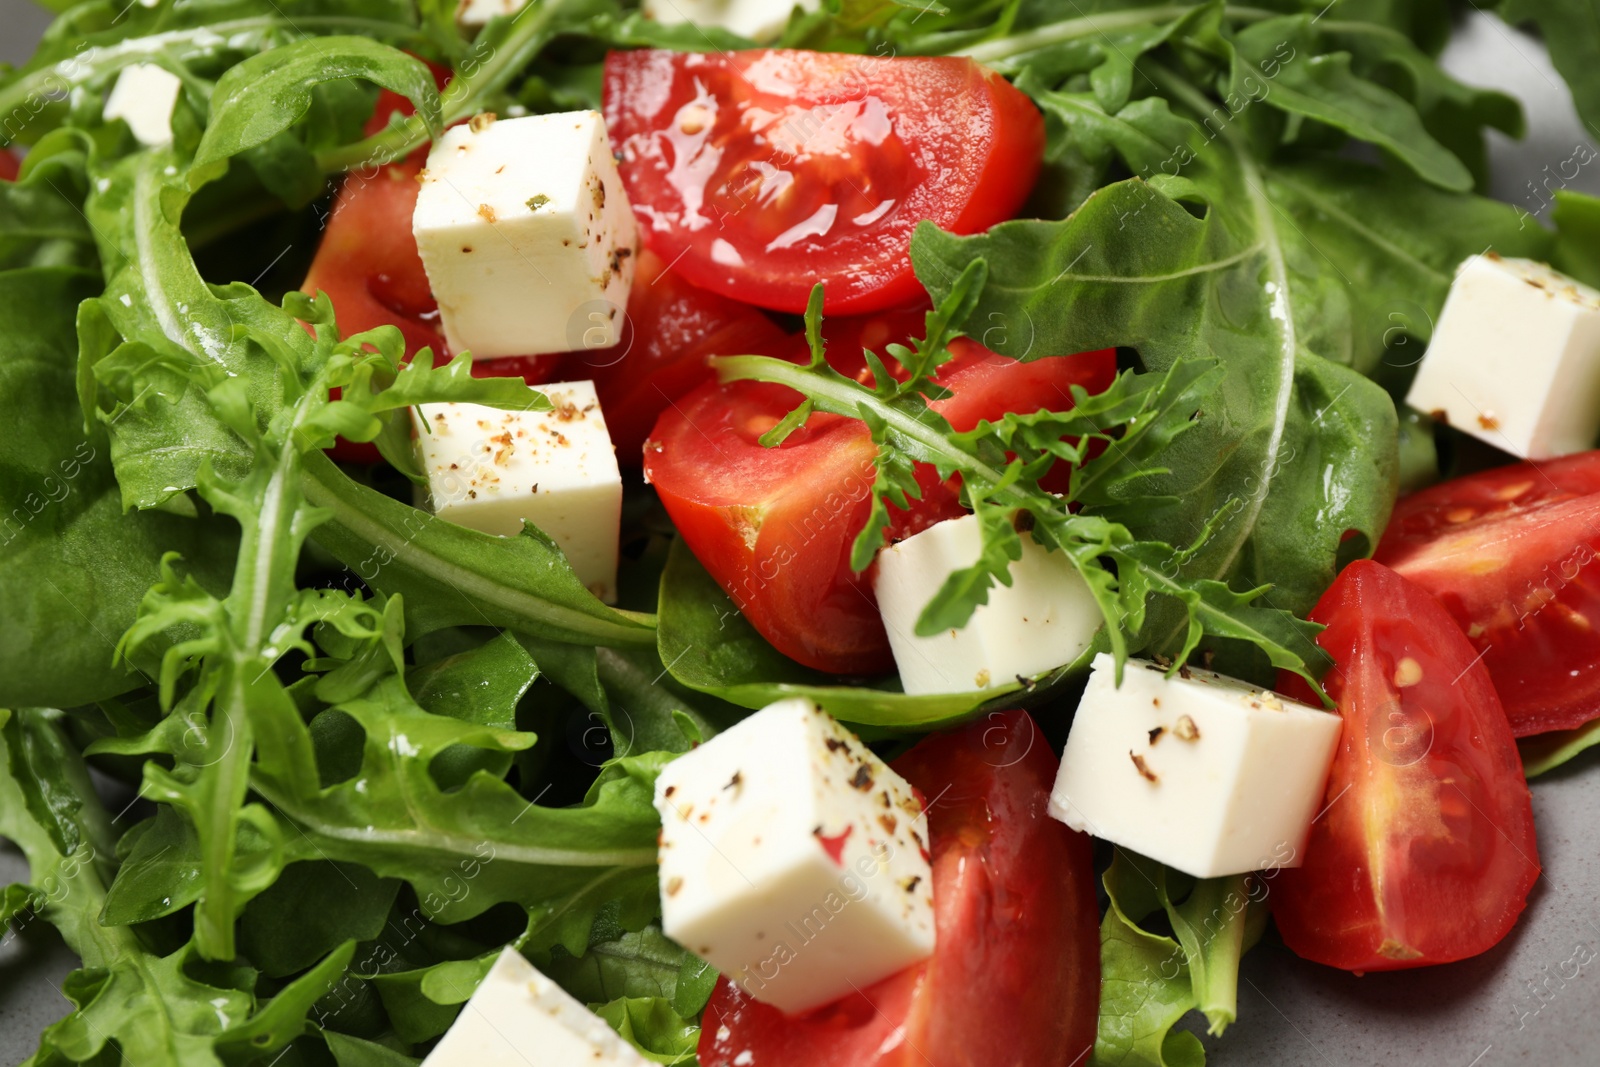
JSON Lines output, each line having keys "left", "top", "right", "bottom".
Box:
{"left": 408, "top": 630, "right": 541, "bottom": 729}
{"left": 0, "top": 265, "right": 235, "bottom": 707}
{"left": 1520, "top": 717, "right": 1600, "bottom": 778}
{"left": 236, "top": 862, "right": 401, "bottom": 977}
{"left": 1552, "top": 188, "right": 1600, "bottom": 289}
{"left": 538, "top": 925, "right": 692, "bottom": 1004}
{"left": 592, "top": 997, "right": 701, "bottom": 1064}
{"left": 249, "top": 673, "right": 664, "bottom": 925}
{"left": 1095, "top": 850, "right": 1268, "bottom": 1065}
{"left": 1499, "top": 0, "right": 1600, "bottom": 141}
{"left": 1230, "top": 17, "right": 1473, "bottom": 191}
{"left": 196, "top": 36, "right": 442, "bottom": 168}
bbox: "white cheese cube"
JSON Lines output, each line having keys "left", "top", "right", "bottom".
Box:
{"left": 413, "top": 382, "right": 621, "bottom": 602}
{"left": 421, "top": 947, "right": 648, "bottom": 1067}
{"left": 640, "top": 0, "right": 817, "bottom": 41}
{"left": 873, "top": 514, "right": 1103, "bottom": 695}
{"left": 1049, "top": 654, "right": 1341, "bottom": 879}
{"left": 1406, "top": 254, "right": 1600, "bottom": 459}
{"left": 654, "top": 698, "right": 935, "bottom": 1014}
{"left": 103, "top": 64, "right": 182, "bottom": 147}
{"left": 413, "top": 111, "right": 637, "bottom": 360}
{"left": 456, "top": 0, "right": 526, "bottom": 25}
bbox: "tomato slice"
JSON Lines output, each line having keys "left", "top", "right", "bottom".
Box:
{"left": 645, "top": 344, "right": 1114, "bottom": 673}
{"left": 554, "top": 249, "right": 789, "bottom": 464}
{"left": 1273, "top": 560, "right": 1539, "bottom": 972}
{"left": 698, "top": 710, "right": 1099, "bottom": 1067}
{"left": 603, "top": 49, "right": 1044, "bottom": 315}
{"left": 1373, "top": 451, "right": 1600, "bottom": 736}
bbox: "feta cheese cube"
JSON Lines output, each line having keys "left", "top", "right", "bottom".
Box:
{"left": 1048, "top": 654, "right": 1341, "bottom": 879}
{"left": 654, "top": 698, "right": 935, "bottom": 1014}
{"left": 873, "top": 514, "right": 1103, "bottom": 695}
{"left": 1406, "top": 254, "right": 1600, "bottom": 459}
{"left": 103, "top": 64, "right": 182, "bottom": 147}
{"left": 421, "top": 947, "right": 648, "bottom": 1067}
{"left": 413, "top": 111, "right": 637, "bottom": 360}
{"left": 456, "top": 0, "right": 526, "bottom": 25}
{"left": 413, "top": 382, "right": 622, "bottom": 602}
{"left": 640, "top": 0, "right": 817, "bottom": 42}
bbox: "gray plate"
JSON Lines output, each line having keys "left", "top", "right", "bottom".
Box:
{"left": 3, "top": 6, "right": 1600, "bottom": 1065}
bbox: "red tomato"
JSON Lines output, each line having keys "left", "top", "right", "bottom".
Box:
{"left": 554, "top": 249, "right": 788, "bottom": 464}
{"left": 0, "top": 150, "right": 19, "bottom": 182}
{"left": 699, "top": 710, "right": 1099, "bottom": 1067}
{"left": 1274, "top": 560, "right": 1539, "bottom": 972}
{"left": 1374, "top": 451, "right": 1600, "bottom": 736}
{"left": 603, "top": 49, "right": 1044, "bottom": 315}
{"left": 644, "top": 344, "right": 1115, "bottom": 673}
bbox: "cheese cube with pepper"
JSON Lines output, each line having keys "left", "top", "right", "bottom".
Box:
{"left": 1048, "top": 654, "right": 1341, "bottom": 879}
{"left": 874, "top": 513, "right": 1104, "bottom": 695}
{"left": 653, "top": 699, "right": 935, "bottom": 1014}
{"left": 412, "top": 382, "right": 621, "bottom": 602}
{"left": 1406, "top": 254, "right": 1600, "bottom": 459}
{"left": 413, "top": 111, "right": 637, "bottom": 360}
{"left": 421, "top": 947, "right": 647, "bottom": 1067}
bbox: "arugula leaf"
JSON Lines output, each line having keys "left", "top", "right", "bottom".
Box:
{"left": 1498, "top": 0, "right": 1600, "bottom": 141}
{"left": 0, "top": 0, "right": 424, "bottom": 149}
{"left": 593, "top": 997, "right": 701, "bottom": 1064}
{"left": 1552, "top": 188, "right": 1600, "bottom": 288}
{"left": 0, "top": 263, "right": 236, "bottom": 707}
{"left": 1095, "top": 849, "right": 1268, "bottom": 1066}
{"left": 196, "top": 37, "right": 443, "bottom": 169}
{"left": 1229, "top": 16, "right": 1472, "bottom": 191}
{"left": 1519, "top": 717, "right": 1600, "bottom": 778}
{"left": 0, "top": 709, "right": 350, "bottom": 1067}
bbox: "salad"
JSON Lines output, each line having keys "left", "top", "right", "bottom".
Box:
{"left": 3, "top": 0, "right": 1600, "bottom": 1064}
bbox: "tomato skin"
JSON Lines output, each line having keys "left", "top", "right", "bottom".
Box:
{"left": 1273, "top": 560, "right": 1539, "bottom": 973}
{"left": 0, "top": 150, "right": 19, "bottom": 182}
{"left": 1374, "top": 451, "right": 1600, "bottom": 736}
{"left": 698, "top": 710, "right": 1099, "bottom": 1067}
{"left": 554, "top": 249, "right": 788, "bottom": 464}
{"left": 603, "top": 49, "right": 1044, "bottom": 315}
{"left": 645, "top": 344, "right": 1114, "bottom": 673}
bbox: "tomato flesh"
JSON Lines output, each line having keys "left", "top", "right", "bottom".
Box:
{"left": 644, "top": 343, "right": 1114, "bottom": 673}
{"left": 698, "top": 710, "right": 1099, "bottom": 1067}
{"left": 1274, "top": 560, "right": 1539, "bottom": 972}
{"left": 1374, "top": 451, "right": 1600, "bottom": 735}
{"left": 604, "top": 49, "right": 1044, "bottom": 315}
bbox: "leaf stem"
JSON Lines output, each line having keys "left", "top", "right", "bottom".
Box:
{"left": 313, "top": 0, "right": 571, "bottom": 174}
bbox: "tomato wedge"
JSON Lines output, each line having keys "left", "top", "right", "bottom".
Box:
{"left": 1274, "top": 560, "right": 1539, "bottom": 972}
{"left": 603, "top": 49, "right": 1044, "bottom": 315}
{"left": 698, "top": 710, "right": 1099, "bottom": 1067}
{"left": 644, "top": 345, "right": 1115, "bottom": 673}
{"left": 1374, "top": 451, "right": 1600, "bottom": 736}
{"left": 554, "top": 248, "right": 788, "bottom": 464}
